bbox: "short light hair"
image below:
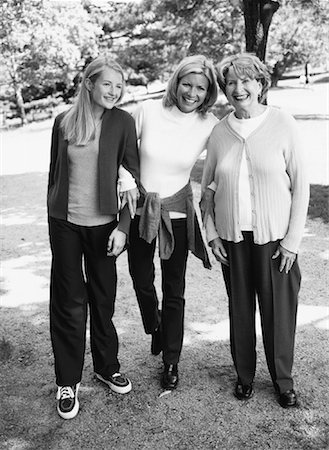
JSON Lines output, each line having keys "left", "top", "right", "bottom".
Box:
{"left": 216, "top": 53, "right": 271, "bottom": 103}
{"left": 163, "top": 55, "right": 219, "bottom": 116}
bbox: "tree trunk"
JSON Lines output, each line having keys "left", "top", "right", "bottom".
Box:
{"left": 14, "top": 84, "right": 27, "bottom": 125}
{"left": 271, "top": 60, "right": 287, "bottom": 87}
{"left": 243, "top": 0, "right": 279, "bottom": 61}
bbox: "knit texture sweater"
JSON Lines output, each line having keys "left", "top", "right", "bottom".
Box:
{"left": 138, "top": 183, "right": 211, "bottom": 268}
{"left": 202, "top": 106, "right": 309, "bottom": 254}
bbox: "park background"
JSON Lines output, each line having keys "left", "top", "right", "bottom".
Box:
{"left": 0, "top": 0, "right": 328, "bottom": 449}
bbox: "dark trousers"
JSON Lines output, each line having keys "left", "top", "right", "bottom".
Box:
{"left": 128, "top": 216, "right": 188, "bottom": 364}
{"left": 222, "top": 232, "right": 301, "bottom": 393}
{"left": 48, "top": 217, "right": 120, "bottom": 386}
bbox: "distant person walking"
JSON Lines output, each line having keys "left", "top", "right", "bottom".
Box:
{"left": 47, "top": 56, "right": 139, "bottom": 419}
{"left": 128, "top": 55, "right": 219, "bottom": 390}
{"left": 201, "top": 53, "right": 309, "bottom": 408}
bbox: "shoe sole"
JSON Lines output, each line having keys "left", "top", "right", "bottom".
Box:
{"left": 279, "top": 399, "right": 298, "bottom": 408}
{"left": 56, "top": 383, "right": 80, "bottom": 420}
{"left": 95, "top": 373, "right": 132, "bottom": 394}
{"left": 234, "top": 390, "right": 254, "bottom": 400}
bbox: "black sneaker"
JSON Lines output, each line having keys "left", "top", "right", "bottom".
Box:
{"left": 56, "top": 383, "right": 80, "bottom": 419}
{"left": 96, "top": 372, "right": 132, "bottom": 394}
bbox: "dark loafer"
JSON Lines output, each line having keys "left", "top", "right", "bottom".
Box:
{"left": 161, "top": 364, "right": 178, "bottom": 390}
{"left": 234, "top": 382, "right": 254, "bottom": 400}
{"left": 279, "top": 389, "right": 297, "bottom": 408}
{"left": 151, "top": 326, "right": 162, "bottom": 355}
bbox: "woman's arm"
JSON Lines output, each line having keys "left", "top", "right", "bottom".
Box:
{"left": 280, "top": 115, "right": 310, "bottom": 254}
{"left": 200, "top": 132, "right": 221, "bottom": 245}
{"left": 117, "top": 113, "right": 140, "bottom": 235}
{"left": 118, "top": 165, "right": 139, "bottom": 218}
{"left": 48, "top": 115, "right": 61, "bottom": 193}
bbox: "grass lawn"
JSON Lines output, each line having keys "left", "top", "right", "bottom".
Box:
{"left": 0, "top": 170, "right": 328, "bottom": 450}
{"left": 0, "top": 81, "right": 328, "bottom": 449}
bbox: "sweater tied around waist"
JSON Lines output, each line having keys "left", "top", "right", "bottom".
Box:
{"left": 138, "top": 183, "right": 211, "bottom": 269}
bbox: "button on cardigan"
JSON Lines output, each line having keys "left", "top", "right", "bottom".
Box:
{"left": 202, "top": 107, "right": 309, "bottom": 254}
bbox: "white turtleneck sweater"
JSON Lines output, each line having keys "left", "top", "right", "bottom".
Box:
{"left": 134, "top": 99, "right": 218, "bottom": 218}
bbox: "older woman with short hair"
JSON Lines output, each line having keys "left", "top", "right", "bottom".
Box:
{"left": 201, "top": 53, "right": 309, "bottom": 408}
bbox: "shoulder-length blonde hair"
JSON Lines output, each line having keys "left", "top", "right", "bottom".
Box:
{"left": 61, "top": 56, "right": 126, "bottom": 145}
{"left": 216, "top": 53, "right": 271, "bottom": 104}
{"left": 163, "top": 55, "right": 219, "bottom": 117}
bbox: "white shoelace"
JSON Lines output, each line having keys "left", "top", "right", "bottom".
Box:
{"left": 111, "top": 373, "right": 121, "bottom": 379}
{"left": 59, "top": 386, "right": 74, "bottom": 399}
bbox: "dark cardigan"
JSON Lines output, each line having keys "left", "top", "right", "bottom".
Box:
{"left": 47, "top": 107, "right": 140, "bottom": 234}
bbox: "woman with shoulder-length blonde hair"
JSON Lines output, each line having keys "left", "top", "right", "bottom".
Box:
{"left": 201, "top": 52, "right": 309, "bottom": 408}
{"left": 48, "top": 55, "right": 140, "bottom": 419}
{"left": 127, "top": 54, "right": 219, "bottom": 390}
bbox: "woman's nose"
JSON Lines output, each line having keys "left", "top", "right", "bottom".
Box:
{"left": 234, "top": 80, "right": 244, "bottom": 92}
{"left": 188, "top": 86, "right": 197, "bottom": 97}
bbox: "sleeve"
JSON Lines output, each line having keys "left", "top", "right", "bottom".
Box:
{"left": 132, "top": 102, "right": 144, "bottom": 141}
{"left": 118, "top": 165, "right": 137, "bottom": 192}
{"left": 47, "top": 115, "right": 61, "bottom": 193}
{"left": 201, "top": 133, "right": 218, "bottom": 196}
{"left": 201, "top": 131, "right": 220, "bottom": 243}
{"left": 280, "top": 115, "right": 310, "bottom": 253}
{"left": 207, "top": 181, "right": 217, "bottom": 191}
{"left": 121, "top": 113, "right": 140, "bottom": 184}
{"left": 117, "top": 113, "right": 141, "bottom": 234}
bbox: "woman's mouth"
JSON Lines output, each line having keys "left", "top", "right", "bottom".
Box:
{"left": 234, "top": 94, "right": 249, "bottom": 101}
{"left": 182, "top": 97, "right": 197, "bottom": 104}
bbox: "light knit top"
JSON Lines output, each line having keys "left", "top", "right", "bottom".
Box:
{"left": 134, "top": 99, "right": 218, "bottom": 218}
{"left": 68, "top": 124, "right": 137, "bottom": 227}
{"left": 202, "top": 106, "right": 309, "bottom": 254}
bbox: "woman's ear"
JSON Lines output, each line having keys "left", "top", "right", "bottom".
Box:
{"left": 85, "top": 78, "right": 93, "bottom": 91}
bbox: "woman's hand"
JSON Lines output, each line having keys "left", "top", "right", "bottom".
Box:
{"left": 107, "top": 228, "right": 127, "bottom": 257}
{"left": 199, "top": 187, "right": 215, "bottom": 225}
{"left": 272, "top": 244, "right": 296, "bottom": 274}
{"left": 209, "top": 237, "right": 229, "bottom": 266}
{"left": 120, "top": 187, "right": 140, "bottom": 219}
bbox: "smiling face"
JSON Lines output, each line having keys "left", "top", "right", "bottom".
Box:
{"left": 176, "top": 73, "right": 209, "bottom": 114}
{"left": 89, "top": 66, "right": 123, "bottom": 115}
{"left": 225, "top": 66, "right": 263, "bottom": 118}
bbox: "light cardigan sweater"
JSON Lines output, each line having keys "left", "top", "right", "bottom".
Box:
{"left": 202, "top": 106, "right": 309, "bottom": 254}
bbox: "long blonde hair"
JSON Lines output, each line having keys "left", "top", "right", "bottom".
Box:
{"left": 61, "top": 56, "right": 125, "bottom": 145}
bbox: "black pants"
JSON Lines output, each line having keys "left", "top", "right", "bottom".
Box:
{"left": 222, "top": 232, "right": 301, "bottom": 393}
{"left": 128, "top": 216, "right": 188, "bottom": 365}
{"left": 48, "top": 217, "right": 120, "bottom": 386}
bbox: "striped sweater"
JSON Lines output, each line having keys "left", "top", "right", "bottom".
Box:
{"left": 201, "top": 106, "right": 309, "bottom": 254}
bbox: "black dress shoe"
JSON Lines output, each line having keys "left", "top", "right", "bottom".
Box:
{"left": 234, "top": 382, "right": 254, "bottom": 400}
{"left": 279, "top": 389, "right": 297, "bottom": 408}
{"left": 151, "top": 327, "right": 162, "bottom": 355}
{"left": 161, "top": 364, "right": 178, "bottom": 390}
